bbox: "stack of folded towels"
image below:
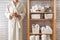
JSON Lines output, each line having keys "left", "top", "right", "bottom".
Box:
{"left": 30, "top": 35, "right": 40, "bottom": 40}
{"left": 32, "top": 24, "right": 40, "bottom": 34}
{"left": 41, "top": 25, "right": 52, "bottom": 34}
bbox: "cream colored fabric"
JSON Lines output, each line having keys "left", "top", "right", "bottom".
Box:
{"left": 5, "top": 1, "right": 26, "bottom": 40}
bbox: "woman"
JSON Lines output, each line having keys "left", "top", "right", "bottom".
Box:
{"left": 5, "top": 0, "right": 26, "bottom": 40}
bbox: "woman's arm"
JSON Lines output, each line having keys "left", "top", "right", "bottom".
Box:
{"left": 19, "top": 3, "right": 26, "bottom": 21}
{"left": 5, "top": 4, "right": 14, "bottom": 20}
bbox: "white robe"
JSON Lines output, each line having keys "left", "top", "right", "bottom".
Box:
{"left": 5, "top": 1, "right": 26, "bottom": 40}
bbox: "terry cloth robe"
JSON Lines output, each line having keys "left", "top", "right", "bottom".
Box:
{"left": 5, "top": 1, "right": 26, "bottom": 40}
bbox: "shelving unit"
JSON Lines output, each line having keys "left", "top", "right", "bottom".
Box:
{"left": 27, "top": 0, "right": 56, "bottom": 40}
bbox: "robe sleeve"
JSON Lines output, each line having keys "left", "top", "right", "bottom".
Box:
{"left": 20, "top": 3, "right": 26, "bottom": 21}
{"left": 5, "top": 4, "right": 10, "bottom": 20}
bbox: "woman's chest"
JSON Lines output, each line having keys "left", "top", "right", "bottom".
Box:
{"left": 9, "top": 5, "right": 22, "bottom": 13}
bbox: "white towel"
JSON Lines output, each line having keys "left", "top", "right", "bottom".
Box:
{"left": 35, "top": 35, "right": 40, "bottom": 40}
{"left": 35, "top": 24, "right": 40, "bottom": 34}
{"left": 41, "top": 35, "right": 47, "bottom": 40}
{"left": 30, "top": 35, "right": 35, "bottom": 40}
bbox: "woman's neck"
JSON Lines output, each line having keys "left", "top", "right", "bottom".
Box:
{"left": 13, "top": 0, "right": 19, "bottom": 6}
{"left": 13, "top": 0, "right": 18, "bottom": 3}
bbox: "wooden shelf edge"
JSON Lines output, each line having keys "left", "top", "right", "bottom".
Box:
{"left": 30, "top": 33, "right": 52, "bottom": 35}
{"left": 30, "top": 19, "right": 53, "bottom": 20}
{"left": 30, "top": 12, "right": 54, "bottom": 14}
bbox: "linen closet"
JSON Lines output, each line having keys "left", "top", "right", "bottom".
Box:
{"left": 5, "top": 1, "right": 26, "bottom": 40}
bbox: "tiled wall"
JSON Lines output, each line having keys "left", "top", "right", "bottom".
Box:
{"left": 0, "top": 0, "right": 27, "bottom": 40}
{"left": 0, "top": 0, "right": 60, "bottom": 40}
{"left": 56, "top": 0, "right": 60, "bottom": 40}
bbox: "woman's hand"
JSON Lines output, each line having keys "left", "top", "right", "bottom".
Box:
{"left": 9, "top": 15, "right": 13, "bottom": 20}
{"left": 9, "top": 13, "right": 21, "bottom": 20}
{"left": 9, "top": 13, "right": 15, "bottom": 20}
{"left": 16, "top": 14, "right": 21, "bottom": 19}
